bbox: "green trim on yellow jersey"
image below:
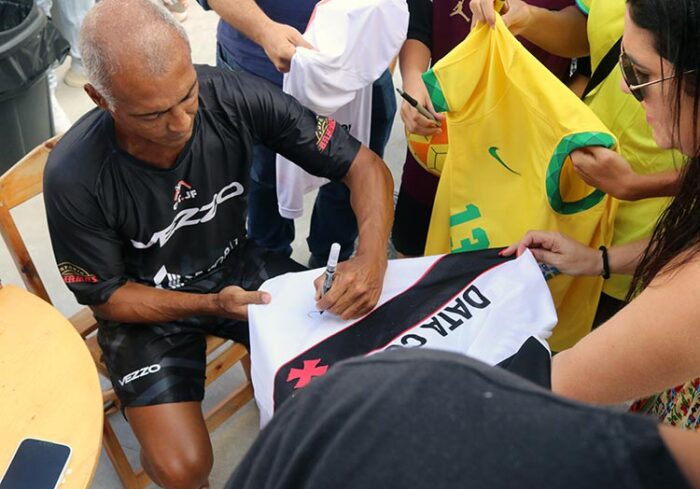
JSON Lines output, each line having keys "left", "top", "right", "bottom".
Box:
{"left": 575, "top": 0, "right": 590, "bottom": 16}
{"left": 546, "top": 132, "right": 616, "bottom": 215}
{"left": 422, "top": 69, "right": 449, "bottom": 113}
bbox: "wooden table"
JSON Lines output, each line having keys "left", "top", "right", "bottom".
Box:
{"left": 0, "top": 285, "right": 102, "bottom": 488}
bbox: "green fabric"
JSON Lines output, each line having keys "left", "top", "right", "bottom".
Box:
{"left": 546, "top": 132, "right": 616, "bottom": 215}
{"left": 575, "top": 0, "right": 590, "bottom": 16}
{"left": 422, "top": 69, "right": 449, "bottom": 113}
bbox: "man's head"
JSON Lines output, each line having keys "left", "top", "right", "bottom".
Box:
{"left": 80, "top": 0, "right": 198, "bottom": 148}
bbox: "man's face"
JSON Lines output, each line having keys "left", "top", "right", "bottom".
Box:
{"left": 107, "top": 45, "right": 199, "bottom": 149}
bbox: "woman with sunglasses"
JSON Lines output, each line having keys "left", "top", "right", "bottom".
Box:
{"left": 469, "top": 0, "right": 683, "bottom": 328}
{"left": 497, "top": 0, "right": 700, "bottom": 430}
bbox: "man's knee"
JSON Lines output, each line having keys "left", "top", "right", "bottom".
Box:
{"left": 144, "top": 445, "right": 213, "bottom": 489}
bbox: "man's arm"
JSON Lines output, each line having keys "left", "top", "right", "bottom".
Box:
{"left": 225, "top": 72, "right": 394, "bottom": 319}
{"left": 207, "top": 0, "right": 312, "bottom": 72}
{"left": 469, "top": 0, "right": 589, "bottom": 58}
{"left": 91, "top": 281, "right": 271, "bottom": 323}
{"left": 314, "top": 145, "right": 394, "bottom": 319}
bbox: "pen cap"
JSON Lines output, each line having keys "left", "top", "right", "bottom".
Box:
{"left": 328, "top": 243, "right": 341, "bottom": 268}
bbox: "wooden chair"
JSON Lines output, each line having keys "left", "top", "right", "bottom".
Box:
{"left": 0, "top": 137, "right": 254, "bottom": 488}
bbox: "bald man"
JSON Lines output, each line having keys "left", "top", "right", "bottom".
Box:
{"left": 43, "top": 0, "right": 393, "bottom": 486}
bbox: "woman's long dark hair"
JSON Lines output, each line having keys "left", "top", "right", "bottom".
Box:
{"left": 626, "top": 0, "right": 700, "bottom": 299}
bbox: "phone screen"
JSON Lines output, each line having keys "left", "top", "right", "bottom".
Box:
{"left": 0, "top": 438, "right": 71, "bottom": 489}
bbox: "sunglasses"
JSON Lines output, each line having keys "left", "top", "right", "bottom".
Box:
{"left": 619, "top": 43, "right": 693, "bottom": 102}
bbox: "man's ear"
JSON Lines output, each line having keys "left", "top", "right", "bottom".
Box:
{"left": 84, "top": 83, "right": 111, "bottom": 111}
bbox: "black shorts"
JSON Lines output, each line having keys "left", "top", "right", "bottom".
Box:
{"left": 97, "top": 242, "right": 306, "bottom": 408}
{"left": 391, "top": 184, "right": 435, "bottom": 257}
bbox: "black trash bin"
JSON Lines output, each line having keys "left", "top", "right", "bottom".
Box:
{"left": 0, "top": 0, "right": 69, "bottom": 174}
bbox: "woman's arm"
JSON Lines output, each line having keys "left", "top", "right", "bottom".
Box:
{"left": 469, "top": 0, "right": 589, "bottom": 58}
{"left": 501, "top": 231, "right": 648, "bottom": 276}
{"left": 553, "top": 256, "right": 700, "bottom": 404}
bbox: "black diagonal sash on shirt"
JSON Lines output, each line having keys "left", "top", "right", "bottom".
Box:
{"left": 273, "top": 249, "right": 513, "bottom": 410}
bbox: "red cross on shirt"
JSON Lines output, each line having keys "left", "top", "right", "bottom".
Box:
{"left": 286, "top": 359, "right": 329, "bottom": 389}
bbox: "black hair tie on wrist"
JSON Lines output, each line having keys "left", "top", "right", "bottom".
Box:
{"left": 599, "top": 245, "right": 610, "bottom": 279}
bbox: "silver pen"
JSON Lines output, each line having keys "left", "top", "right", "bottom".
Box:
{"left": 321, "top": 243, "right": 341, "bottom": 296}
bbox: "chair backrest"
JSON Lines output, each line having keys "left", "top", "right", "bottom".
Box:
{"left": 0, "top": 136, "right": 61, "bottom": 303}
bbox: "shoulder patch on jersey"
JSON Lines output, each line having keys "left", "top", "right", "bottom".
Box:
{"left": 315, "top": 116, "right": 337, "bottom": 152}
{"left": 58, "top": 262, "right": 99, "bottom": 284}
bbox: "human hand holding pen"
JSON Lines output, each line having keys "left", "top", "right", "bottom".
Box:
{"left": 314, "top": 250, "right": 386, "bottom": 320}
{"left": 399, "top": 75, "right": 444, "bottom": 136}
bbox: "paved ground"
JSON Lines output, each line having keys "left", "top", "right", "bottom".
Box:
{"left": 0, "top": 3, "right": 408, "bottom": 488}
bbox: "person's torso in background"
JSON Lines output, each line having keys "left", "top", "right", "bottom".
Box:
{"left": 216, "top": 0, "right": 318, "bottom": 86}
{"left": 431, "top": 0, "right": 574, "bottom": 80}
{"left": 403, "top": 0, "right": 576, "bottom": 207}
{"left": 584, "top": 0, "right": 680, "bottom": 299}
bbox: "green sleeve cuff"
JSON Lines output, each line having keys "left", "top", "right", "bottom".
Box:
{"left": 575, "top": 0, "right": 590, "bottom": 16}
{"left": 546, "top": 132, "right": 615, "bottom": 215}
{"left": 422, "top": 69, "right": 449, "bottom": 113}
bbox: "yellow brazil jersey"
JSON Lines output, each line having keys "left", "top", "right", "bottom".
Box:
{"left": 577, "top": 0, "right": 681, "bottom": 300}
{"left": 423, "top": 16, "right": 618, "bottom": 351}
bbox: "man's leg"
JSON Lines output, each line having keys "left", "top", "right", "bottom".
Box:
{"left": 216, "top": 43, "right": 295, "bottom": 256}
{"left": 307, "top": 69, "right": 397, "bottom": 265}
{"left": 368, "top": 69, "right": 397, "bottom": 158}
{"left": 307, "top": 182, "right": 357, "bottom": 267}
{"left": 51, "top": 0, "right": 94, "bottom": 86}
{"left": 98, "top": 321, "right": 212, "bottom": 488}
{"left": 128, "top": 402, "right": 212, "bottom": 489}
{"left": 247, "top": 144, "right": 295, "bottom": 256}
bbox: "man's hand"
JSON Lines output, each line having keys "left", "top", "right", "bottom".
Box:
{"left": 313, "top": 254, "right": 387, "bottom": 320}
{"left": 571, "top": 147, "right": 641, "bottom": 201}
{"left": 216, "top": 285, "right": 271, "bottom": 321}
{"left": 259, "top": 22, "right": 313, "bottom": 73}
{"left": 400, "top": 74, "right": 445, "bottom": 136}
{"left": 469, "top": 0, "right": 532, "bottom": 34}
{"left": 501, "top": 231, "right": 602, "bottom": 276}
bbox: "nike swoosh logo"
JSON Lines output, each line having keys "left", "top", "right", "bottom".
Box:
{"left": 488, "top": 146, "right": 521, "bottom": 175}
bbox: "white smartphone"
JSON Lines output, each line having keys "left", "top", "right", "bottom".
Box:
{"left": 0, "top": 438, "right": 72, "bottom": 489}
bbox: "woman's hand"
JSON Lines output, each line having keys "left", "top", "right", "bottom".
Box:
{"left": 571, "top": 147, "right": 642, "bottom": 201}
{"left": 502, "top": 231, "right": 602, "bottom": 276}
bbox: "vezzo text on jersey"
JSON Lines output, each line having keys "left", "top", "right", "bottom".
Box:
{"left": 131, "top": 181, "right": 244, "bottom": 249}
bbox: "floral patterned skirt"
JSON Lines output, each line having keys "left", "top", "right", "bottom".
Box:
{"left": 630, "top": 378, "right": 700, "bottom": 430}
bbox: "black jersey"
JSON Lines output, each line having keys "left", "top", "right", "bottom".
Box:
{"left": 44, "top": 65, "right": 361, "bottom": 306}
{"left": 228, "top": 349, "right": 689, "bottom": 489}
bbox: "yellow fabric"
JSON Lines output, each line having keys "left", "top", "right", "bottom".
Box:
{"left": 424, "top": 17, "right": 618, "bottom": 351}
{"left": 580, "top": 0, "right": 680, "bottom": 299}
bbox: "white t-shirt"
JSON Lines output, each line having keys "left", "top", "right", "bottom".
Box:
{"left": 276, "top": 0, "right": 409, "bottom": 218}
{"left": 249, "top": 249, "right": 557, "bottom": 426}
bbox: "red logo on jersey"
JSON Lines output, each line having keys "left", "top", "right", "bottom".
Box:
{"left": 315, "top": 117, "right": 336, "bottom": 152}
{"left": 58, "top": 262, "right": 99, "bottom": 284}
{"left": 173, "top": 180, "right": 197, "bottom": 210}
